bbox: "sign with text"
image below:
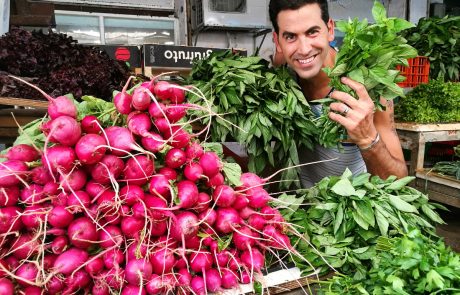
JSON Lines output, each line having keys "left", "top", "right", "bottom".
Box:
{"left": 144, "top": 44, "right": 247, "bottom": 69}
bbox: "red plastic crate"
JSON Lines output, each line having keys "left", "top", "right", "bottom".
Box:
{"left": 397, "top": 56, "right": 430, "bottom": 88}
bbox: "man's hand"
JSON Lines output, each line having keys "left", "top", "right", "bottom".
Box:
{"left": 328, "top": 77, "right": 378, "bottom": 148}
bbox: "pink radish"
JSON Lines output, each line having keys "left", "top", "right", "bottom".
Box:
{"left": 66, "top": 190, "right": 91, "bottom": 212}
{"left": 241, "top": 248, "right": 265, "bottom": 272}
{"left": 0, "top": 206, "right": 23, "bottom": 233}
{"left": 148, "top": 102, "right": 165, "bottom": 118}
{"left": 2, "top": 144, "right": 39, "bottom": 162}
{"left": 123, "top": 154, "right": 155, "bottom": 186}
{"left": 212, "top": 185, "right": 235, "bottom": 207}
{"left": 42, "top": 145, "right": 76, "bottom": 173}
{"left": 199, "top": 151, "right": 222, "bottom": 177}
{"left": 51, "top": 236, "right": 69, "bottom": 254}
{"left": 190, "top": 251, "right": 213, "bottom": 273}
{"left": 15, "top": 262, "right": 38, "bottom": 286}
{"left": 90, "top": 154, "right": 124, "bottom": 185}
{"left": 164, "top": 148, "right": 186, "bottom": 169}
{"left": 120, "top": 185, "right": 145, "bottom": 206}
{"left": 67, "top": 217, "right": 98, "bottom": 249}
{"left": 132, "top": 86, "right": 151, "bottom": 111}
{"left": 81, "top": 115, "right": 101, "bottom": 134}
{"left": 0, "top": 160, "right": 28, "bottom": 187}
{"left": 30, "top": 166, "right": 53, "bottom": 185}
{"left": 153, "top": 80, "right": 173, "bottom": 101}
{"left": 10, "top": 233, "right": 40, "bottom": 259}
{"left": 19, "top": 183, "right": 44, "bottom": 204}
{"left": 164, "top": 126, "right": 190, "bottom": 149}
{"left": 0, "top": 186, "right": 19, "bottom": 207}
{"left": 0, "top": 278, "right": 14, "bottom": 295}
{"left": 9, "top": 75, "right": 77, "bottom": 119}
{"left": 60, "top": 168, "right": 87, "bottom": 192}
{"left": 165, "top": 104, "right": 187, "bottom": 123}
{"left": 221, "top": 268, "right": 239, "bottom": 289}
{"left": 191, "top": 276, "right": 206, "bottom": 295}
{"left": 194, "top": 192, "right": 211, "bottom": 212}
{"left": 75, "top": 133, "right": 107, "bottom": 165}
{"left": 44, "top": 116, "right": 81, "bottom": 146}
{"left": 125, "top": 258, "right": 153, "bottom": 285}
{"left": 146, "top": 274, "right": 167, "bottom": 294}
{"left": 170, "top": 85, "right": 186, "bottom": 104}
{"left": 103, "top": 249, "right": 125, "bottom": 269}
{"left": 121, "top": 285, "right": 146, "bottom": 295}
{"left": 113, "top": 76, "right": 133, "bottom": 114}
{"left": 127, "top": 111, "right": 152, "bottom": 137}
{"left": 185, "top": 141, "right": 204, "bottom": 160}
{"left": 215, "top": 208, "right": 242, "bottom": 234}
{"left": 21, "top": 204, "right": 47, "bottom": 228}
{"left": 205, "top": 269, "right": 222, "bottom": 292}
{"left": 53, "top": 248, "right": 89, "bottom": 275}
{"left": 158, "top": 167, "right": 177, "bottom": 181}
{"left": 150, "top": 248, "right": 175, "bottom": 275}
{"left": 184, "top": 162, "right": 204, "bottom": 182}
{"left": 206, "top": 172, "right": 225, "bottom": 188}
{"left": 170, "top": 211, "right": 199, "bottom": 241}
{"left": 141, "top": 132, "right": 165, "bottom": 153}
{"left": 149, "top": 174, "right": 171, "bottom": 200}
{"left": 104, "top": 126, "right": 146, "bottom": 156}
{"left": 246, "top": 187, "right": 270, "bottom": 209}
{"left": 99, "top": 225, "right": 123, "bottom": 248}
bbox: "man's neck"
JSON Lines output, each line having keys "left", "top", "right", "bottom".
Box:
{"left": 299, "top": 49, "right": 337, "bottom": 101}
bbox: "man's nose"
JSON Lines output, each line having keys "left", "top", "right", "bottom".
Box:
{"left": 297, "top": 36, "right": 312, "bottom": 55}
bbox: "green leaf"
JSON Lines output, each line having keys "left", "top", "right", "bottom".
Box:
{"left": 331, "top": 178, "right": 357, "bottom": 196}
{"left": 372, "top": 1, "right": 387, "bottom": 24}
{"left": 222, "top": 162, "right": 242, "bottom": 187}
{"left": 201, "top": 142, "right": 223, "bottom": 157}
{"left": 375, "top": 209, "right": 389, "bottom": 236}
{"left": 334, "top": 203, "right": 344, "bottom": 235}
{"left": 386, "top": 176, "right": 415, "bottom": 190}
{"left": 388, "top": 194, "right": 418, "bottom": 213}
{"left": 352, "top": 211, "right": 369, "bottom": 230}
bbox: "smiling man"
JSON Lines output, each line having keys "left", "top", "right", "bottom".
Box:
{"left": 269, "top": 0, "right": 408, "bottom": 187}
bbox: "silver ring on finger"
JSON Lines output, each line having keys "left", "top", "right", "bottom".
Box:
{"left": 342, "top": 105, "right": 350, "bottom": 116}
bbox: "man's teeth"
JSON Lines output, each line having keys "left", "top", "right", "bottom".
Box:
{"left": 299, "top": 56, "right": 315, "bottom": 64}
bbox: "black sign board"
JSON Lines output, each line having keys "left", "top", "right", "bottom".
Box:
{"left": 98, "top": 45, "right": 142, "bottom": 68}
{"left": 144, "top": 44, "right": 247, "bottom": 69}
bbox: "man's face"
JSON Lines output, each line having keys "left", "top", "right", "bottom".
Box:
{"left": 273, "top": 3, "right": 334, "bottom": 80}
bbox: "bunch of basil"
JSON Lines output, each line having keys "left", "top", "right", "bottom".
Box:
{"left": 319, "top": 1, "right": 418, "bottom": 148}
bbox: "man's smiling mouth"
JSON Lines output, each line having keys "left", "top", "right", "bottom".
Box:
{"left": 297, "top": 54, "right": 317, "bottom": 64}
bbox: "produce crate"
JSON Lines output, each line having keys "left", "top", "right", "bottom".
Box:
{"left": 397, "top": 56, "right": 430, "bottom": 88}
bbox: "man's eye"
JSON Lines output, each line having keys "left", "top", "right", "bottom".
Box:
{"left": 285, "top": 35, "right": 295, "bottom": 41}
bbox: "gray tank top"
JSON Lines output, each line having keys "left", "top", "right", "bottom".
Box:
{"left": 299, "top": 104, "right": 366, "bottom": 188}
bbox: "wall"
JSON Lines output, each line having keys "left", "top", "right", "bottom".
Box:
{"left": 190, "top": 0, "right": 423, "bottom": 62}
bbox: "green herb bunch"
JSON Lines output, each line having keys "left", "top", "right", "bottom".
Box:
{"left": 318, "top": 229, "right": 460, "bottom": 294}
{"left": 395, "top": 79, "right": 460, "bottom": 123}
{"left": 187, "top": 51, "right": 317, "bottom": 188}
{"left": 319, "top": 1, "right": 417, "bottom": 147}
{"left": 285, "top": 170, "right": 445, "bottom": 279}
{"left": 402, "top": 15, "right": 460, "bottom": 82}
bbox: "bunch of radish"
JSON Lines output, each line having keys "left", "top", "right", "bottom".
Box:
{"left": 0, "top": 75, "right": 303, "bottom": 295}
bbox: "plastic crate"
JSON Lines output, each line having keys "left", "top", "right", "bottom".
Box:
{"left": 397, "top": 56, "right": 430, "bottom": 88}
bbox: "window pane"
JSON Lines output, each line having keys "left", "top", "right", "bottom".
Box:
{"left": 55, "top": 14, "right": 101, "bottom": 44}
{"left": 104, "top": 17, "right": 175, "bottom": 45}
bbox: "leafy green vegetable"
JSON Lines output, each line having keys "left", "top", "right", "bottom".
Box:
{"left": 319, "top": 1, "right": 417, "bottom": 147}
{"left": 395, "top": 79, "right": 460, "bottom": 123}
{"left": 432, "top": 161, "right": 460, "bottom": 180}
{"left": 187, "top": 50, "right": 317, "bottom": 188}
{"left": 402, "top": 15, "right": 460, "bottom": 82}
{"left": 318, "top": 229, "right": 460, "bottom": 294}
{"left": 283, "top": 170, "right": 446, "bottom": 279}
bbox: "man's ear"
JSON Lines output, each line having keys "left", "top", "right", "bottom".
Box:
{"left": 273, "top": 31, "right": 282, "bottom": 53}
{"left": 327, "top": 19, "right": 335, "bottom": 42}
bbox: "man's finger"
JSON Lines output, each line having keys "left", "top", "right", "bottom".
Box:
{"left": 341, "top": 77, "right": 372, "bottom": 102}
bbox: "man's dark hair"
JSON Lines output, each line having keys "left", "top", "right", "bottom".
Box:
{"left": 269, "top": 0, "right": 330, "bottom": 33}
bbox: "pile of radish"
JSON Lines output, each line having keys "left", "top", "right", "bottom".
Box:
{"left": 0, "top": 75, "right": 302, "bottom": 295}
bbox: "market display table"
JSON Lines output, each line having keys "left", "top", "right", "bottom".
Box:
{"left": 0, "top": 97, "right": 47, "bottom": 144}
{"left": 395, "top": 122, "right": 460, "bottom": 207}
